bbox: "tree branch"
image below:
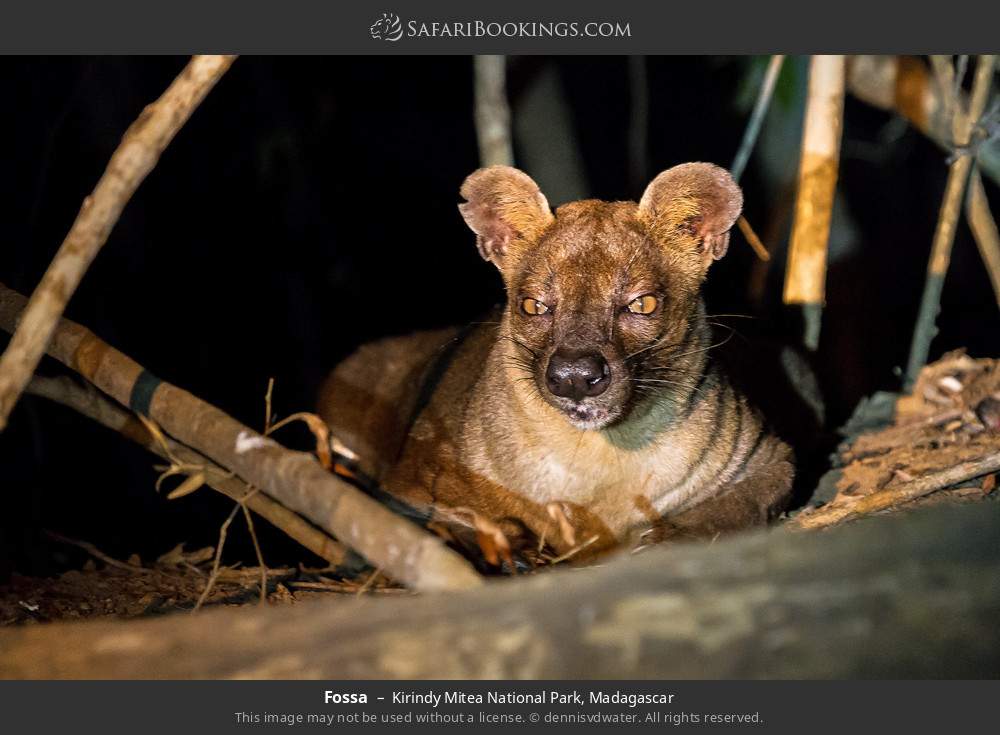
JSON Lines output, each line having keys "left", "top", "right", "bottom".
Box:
{"left": 0, "top": 283, "right": 482, "bottom": 592}
{"left": 0, "top": 55, "right": 236, "bottom": 431}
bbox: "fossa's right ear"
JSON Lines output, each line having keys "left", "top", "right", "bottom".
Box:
{"left": 458, "top": 166, "right": 553, "bottom": 267}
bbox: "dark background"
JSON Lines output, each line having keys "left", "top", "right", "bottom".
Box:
{"left": 1, "top": 56, "right": 997, "bottom": 578}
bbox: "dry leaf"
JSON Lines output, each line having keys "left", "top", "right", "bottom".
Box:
{"left": 266, "top": 412, "right": 333, "bottom": 469}
{"left": 166, "top": 472, "right": 206, "bottom": 500}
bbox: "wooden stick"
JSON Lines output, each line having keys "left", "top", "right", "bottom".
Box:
{"left": 25, "top": 375, "right": 349, "bottom": 567}
{"left": 0, "top": 283, "right": 482, "bottom": 592}
{"left": 792, "top": 451, "right": 1000, "bottom": 530}
{"left": 45, "top": 530, "right": 153, "bottom": 575}
{"left": 783, "top": 55, "right": 846, "bottom": 351}
{"left": 0, "top": 56, "right": 236, "bottom": 432}
{"left": 736, "top": 215, "right": 771, "bottom": 261}
{"left": 966, "top": 167, "right": 1000, "bottom": 310}
{"left": 473, "top": 55, "right": 514, "bottom": 167}
{"left": 904, "top": 55, "right": 996, "bottom": 388}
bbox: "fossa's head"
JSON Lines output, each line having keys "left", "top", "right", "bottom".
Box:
{"left": 459, "top": 163, "right": 742, "bottom": 430}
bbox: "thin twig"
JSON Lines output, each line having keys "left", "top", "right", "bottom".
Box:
{"left": 240, "top": 493, "right": 268, "bottom": 605}
{"left": 194, "top": 503, "right": 242, "bottom": 612}
{"left": 731, "top": 55, "right": 785, "bottom": 182}
{"left": 965, "top": 166, "right": 1000, "bottom": 309}
{"left": 356, "top": 567, "right": 384, "bottom": 597}
{"left": 792, "top": 451, "right": 1000, "bottom": 530}
{"left": 737, "top": 216, "right": 771, "bottom": 261}
{"left": 264, "top": 377, "right": 275, "bottom": 434}
{"left": 548, "top": 535, "right": 600, "bottom": 565}
{"left": 729, "top": 56, "right": 785, "bottom": 263}
{"left": 0, "top": 55, "right": 235, "bottom": 431}
{"left": 45, "top": 531, "right": 152, "bottom": 575}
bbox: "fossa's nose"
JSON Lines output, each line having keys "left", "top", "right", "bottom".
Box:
{"left": 546, "top": 350, "right": 610, "bottom": 401}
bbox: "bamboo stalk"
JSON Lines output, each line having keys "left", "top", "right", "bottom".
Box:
{"left": 904, "top": 55, "right": 996, "bottom": 388}
{"left": 0, "top": 283, "right": 482, "bottom": 592}
{"left": 783, "top": 55, "right": 847, "bottom": 351}
{"left": 25, "top": 375, "right": 349, "bottom": 567}
{"left": 791, "top": 451, "right": 1000, "bottom": 530}
{"left": 473, "top": 55, "right": 514, "bottom": 167}
{"left": 0, "top": 55, "right": 236, "bottom": 431}
{"left": 965, "top": 167, "right": 1000, "bottom": 310}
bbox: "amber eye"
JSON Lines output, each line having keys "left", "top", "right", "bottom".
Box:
{"left": 521, "top": 298, "right": 550, "bottom": 315}
{"left": 626, "top": 295, "right": 659, "bottom": 315}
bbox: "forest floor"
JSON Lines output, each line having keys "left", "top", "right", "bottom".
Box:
{"left": 3, "top": 351, "right": 998, "bottom": 627}
{"left": 0, "top": 545, "right": 408, "bottom": 626}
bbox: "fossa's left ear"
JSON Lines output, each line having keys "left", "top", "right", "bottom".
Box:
{"left": 638, "top": 162, "right": 742, "bottom": 267}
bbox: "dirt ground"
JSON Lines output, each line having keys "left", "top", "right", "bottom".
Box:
{"left": 0, "top": 543, "right": 408, "bottom": 627}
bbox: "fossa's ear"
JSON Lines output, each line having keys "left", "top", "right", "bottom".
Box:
{"left": 459, "top": 166, "right": 554, "bottom": 267}
{"left": 638, "top": 162, "right": 742, "bottom": 268}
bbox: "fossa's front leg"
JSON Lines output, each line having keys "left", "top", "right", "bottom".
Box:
{"left": 652, "top": 449, "right": 794, "bottom": 543}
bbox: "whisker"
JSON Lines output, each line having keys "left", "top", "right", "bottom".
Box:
{"left": 703, "top": 312, "right": 755, "bottom": 320}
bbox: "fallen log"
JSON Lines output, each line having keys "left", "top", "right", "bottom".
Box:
{"left": 1, "top": 502, "right": 997, "bottom": 678}
{"left": 0, "top": 282, "right": 482, "bottom": 592}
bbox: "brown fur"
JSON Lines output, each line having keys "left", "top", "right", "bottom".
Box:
{"left": 319, "top": 163, "right": 794, "bottom": 559}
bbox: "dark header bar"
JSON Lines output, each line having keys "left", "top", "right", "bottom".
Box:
{"left": 1, "top": 0, "right": 998, "bottom": 54}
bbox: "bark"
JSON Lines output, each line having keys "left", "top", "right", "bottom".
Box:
{"left": 0, "top": 55, "right": 236, "bottom": 431}
{"left": 0, "top": 283, "right": 482, "bottom": 593}
{"left": 1, "top": 502, "right": 998, "bottom": 678}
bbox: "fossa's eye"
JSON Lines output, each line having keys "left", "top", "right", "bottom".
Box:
{"left": 521, "top": 298, "right": 550, "bottom": 315}
{"left": 626, "top": 295, "right": 659, "bottom": 315}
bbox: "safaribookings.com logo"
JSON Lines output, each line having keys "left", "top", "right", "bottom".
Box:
{"left": 370, "top": 13, "right": 404, "bottom": 41}
{"left": 369, "top": 13, "right": 631, "bottom": 42}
